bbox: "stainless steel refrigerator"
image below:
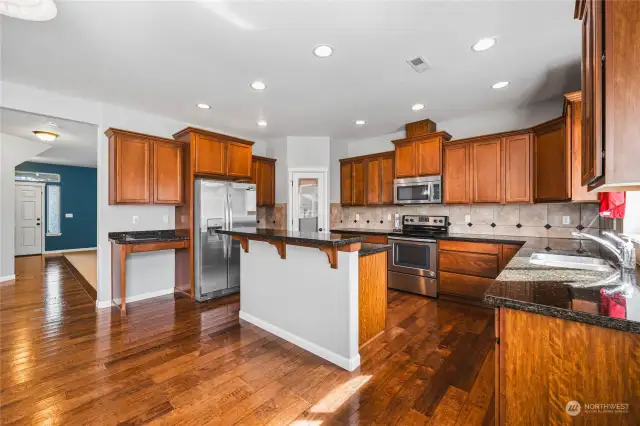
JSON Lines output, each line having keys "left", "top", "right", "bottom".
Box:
{"left": 194, "top": 178, "right": 257, "bottom": 301}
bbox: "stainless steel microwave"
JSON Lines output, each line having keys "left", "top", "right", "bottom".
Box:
{"left": 393, "top": 176, "right": 442, "bottom": 204}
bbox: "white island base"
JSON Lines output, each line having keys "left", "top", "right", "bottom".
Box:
{"left": 238, "top": 240, "right": 361, "bottom": 371}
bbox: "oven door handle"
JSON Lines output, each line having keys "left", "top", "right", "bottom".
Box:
{"left": 389, "top": 237, "right": 436, "bottom": 243}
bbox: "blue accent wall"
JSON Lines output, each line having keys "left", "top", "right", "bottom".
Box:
{"left": 16, "top": 162, "right": 97, "bottom": 251}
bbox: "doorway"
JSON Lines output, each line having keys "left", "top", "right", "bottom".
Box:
{"left": 288, "top": 169, "right": 328, "bottom": 232}
{"left": 15, "top": 182, "right": 45, "bottom": 256}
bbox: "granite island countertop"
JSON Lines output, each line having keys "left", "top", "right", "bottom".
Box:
{"left": 358, "top": 243, "right": 391, "bottom": 257}
{"left": 108, "top": 229, "right": 189, "bottom": 244}
{"left": 215, "top": 227, "right": 366, "bottom": 247}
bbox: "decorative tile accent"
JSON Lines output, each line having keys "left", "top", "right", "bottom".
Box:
{"left": 468, "top": 223, "right": 473, "bottom": 227}
{"left": 516, "top": 223, "right": 523, "bottom": 229}
{"left": 490, "top": 223, "right": 496, "bottom": 228}
{"left": 576, "top": 224, "right": 585, "bottom": 231}
{"left": 380, "top": 220, "right": 383, "bottom": 224}
{"left": 447, "top": 221, "right": 452, "bottom": 226}
{"left": 545, "top": 246, "right": 552, "bottom": 252}
{"left": 544, "top": 224, "right": 552, "bottom": 230}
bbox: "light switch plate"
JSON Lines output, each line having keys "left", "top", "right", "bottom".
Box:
{"left": 65, "top": 213, "right": 73, "bottom": 218}
{"left": 387, "top": 213, "right": 391, "bottom": 221}
{"left": 465, "top": 214, "right": 471, "bottom": 223}
{"left": 355, "top": 213, "right": 360, "bottom": 221}
{"left": 132, "top": 215, "right": 139, "bottom": 224}
{"left": 562, "top": 216, "right": 571, "bottom": 225}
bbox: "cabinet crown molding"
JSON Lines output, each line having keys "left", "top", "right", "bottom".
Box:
{"left": 172, "top": 127, "right": 255, "bottom": 146}
{"left": 252, "top": 155, "right": 277, "bottom": 163}
{"left": 392, "top": 131, "right": 452, "bottom": 145}
{"left": 339, "top": 151, "right": 394, "bottom": 163}
{"left": 104, "top": 128, "right": 185, "bottom": 145}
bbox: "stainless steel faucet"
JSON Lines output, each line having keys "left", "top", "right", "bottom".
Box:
{"left": 572, "top": 231, "right": 637, "bottom": 270}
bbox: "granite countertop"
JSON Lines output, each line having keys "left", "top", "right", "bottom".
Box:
{"left": 484, "top": 235, "right": 640, "bottom": 334}
{"left": 331, "top": 228, "right": 529, "bottom": 245}
{"left": 359, "top": 243, "right": 391, "bottom": 257}
{"left": 108, "top": 230, "right": 189, "bottom": 244}
{"left": 215, "top": 227, "right": 366, "bottom": 247}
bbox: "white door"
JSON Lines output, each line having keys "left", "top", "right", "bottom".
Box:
{"left": 290, "top": 171, "right": 328, "bottom": 232}
{"left": 15, "top": 184, "right": 43, "bottom": 256}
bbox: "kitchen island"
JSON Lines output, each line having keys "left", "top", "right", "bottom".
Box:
{"left": 215, "top": 228, "right": 389, "bottom": 371}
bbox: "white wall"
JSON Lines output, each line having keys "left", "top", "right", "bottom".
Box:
{"left": 330, "top": 138, "right": 349, "bottom": 203}
{"left": 1, "top": 81, "right": 270, "bottom": 303}
{"left": 267, "top": 137, "right": 288, "bottom": 204}
{"left": 0, "top": 133, "right": 51, "bottom": 279}
{"left": 286, "top": 136, "right": 331, "bottom": 169}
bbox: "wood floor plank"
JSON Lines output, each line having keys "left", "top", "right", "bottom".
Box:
{"left": 2, "top": 255, "right": 496, "bottom": 426}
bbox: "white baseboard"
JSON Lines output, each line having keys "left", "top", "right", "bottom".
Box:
{"left": 96, "top": 288, "right": 175, "bottom": 309}
{"left": 0, "top": 275, "right": 16, "bottom": 283}
{"left": 45, "top": 247, "right": 97, "bottom": 254}
{"left": 239, "top": 310, "right": 361, "bottom": 372}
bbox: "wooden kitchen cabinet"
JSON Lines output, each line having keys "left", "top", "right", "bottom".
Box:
{"left": 340, "top": 152, "right": 394, "bottom": 206}
{"left": 575, "top": 0, "right": 640, "bottom": 191}
{"left": 533, "top": 117, "right": 570, "bottom": 202}
{"left": 107, "top": 128, "right": 185, "bottom": 205}
{"left": 443, "top": 142, "right": 471, "bottom": 204}
{"left": 172, "top": 127, "right": 254, "bottom": 179}
{"left": 564, "top": 91, "right": 599, "bottom": 202}
{"left": 252, "top": 156, "right": 276, "bottom": 207}
{"left": 472, "top": 138, "right": 502, "bottom": 203}
{"left": 393, "top": 131, "right": 452, "bottom": 178}
{"left": 502, "top": 132, "right": 533, "bottom": 204}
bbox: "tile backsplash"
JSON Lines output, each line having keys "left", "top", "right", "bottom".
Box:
{"left": 257, "top": 203, "right": 288, "bottom": 229}
{"left": 331, "top": 203, "right": 602, "bottom": 238}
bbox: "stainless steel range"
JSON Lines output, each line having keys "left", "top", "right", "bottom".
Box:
{"left": 388, "top": 214, "right": 448, "bottom": 297}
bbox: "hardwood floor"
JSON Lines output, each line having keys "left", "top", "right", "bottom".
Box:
{"left": 1, "top": 256, "right": 495, "bottom": 425}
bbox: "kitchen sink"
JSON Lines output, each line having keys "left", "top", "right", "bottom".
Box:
{"left": 529, "top": 253, "right": 615, "bottom": 273}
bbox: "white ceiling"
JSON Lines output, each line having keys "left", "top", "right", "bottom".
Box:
{"left": 1, "top": 108, "right": 98, "bottom": 167}
{"left": 1, "top": 0, "right": 581, "bottom": 140}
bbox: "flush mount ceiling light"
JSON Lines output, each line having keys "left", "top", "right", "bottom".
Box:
{"left": 313, "top": 44, "right": 334, "bottom": 58}
{"left": 250, "top": 81, "right": 266, "bottom": 91}
{"left": 472, "top": 38, "right": 496, "bottom": 52}
{"left": 0, "top": 0, "right": 57, "bottom": 21}
{"left": 257, "top": 120, "right": 268, "bottom": 127}
{"left": 412, "top": 103, "right": 425, "bottom": 111}
{"left": 492, "top": 81, "right": 510, "bottom": 89}
{"left": 196, "top": 103, "right": 211, "bottom": 109}
{"left": 355, "top": 120, "right": 366, "bottom": 125}
{"left": 33, "top": 131, "right": 59, "bottom": 142}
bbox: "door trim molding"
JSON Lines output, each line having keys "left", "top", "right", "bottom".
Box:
{"left": 15, "top": 182, "right": 46, "bottom": 255}
{"left": 287, "top": 168, "right": 329, "bottom": 232}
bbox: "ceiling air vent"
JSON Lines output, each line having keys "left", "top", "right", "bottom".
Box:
{"left": 406, "top": 56, "right": 431, "bottom": 73}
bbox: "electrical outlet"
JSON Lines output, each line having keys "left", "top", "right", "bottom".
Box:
{"left": 387, "top": 213, "right": 391, "bottom": 221}
{"left": 132, "top": 215, "right": 139, "bottom": 224}
{"left": 162, "top": 215, "right": 169, "bottom": 224}
{"left": 355, "top": 213, "right": 360, "bottom": 221}
{"left": 562, "top": 216, "right": 571, "bottom": 225}
{"left": 465, "top": 214, "right": 471, "bottom": 223}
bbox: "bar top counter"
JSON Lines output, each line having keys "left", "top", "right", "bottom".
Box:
{"left": 215, "top": 227, "right": 366, "bottom": 247}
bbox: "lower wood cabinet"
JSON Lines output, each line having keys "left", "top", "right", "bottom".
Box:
{"left": 533, "top": 117, "right": 570, "bottom": 202}
{"left": 340, "top": 152, "right": 394, "bottom": 206}
{"left": 251, "top": 156, "right": 276, "bottom": 207}
{"left": 437, "top": 240, "right": 521, "bottom": 303}
{"left": 107, "top": 128, "right": 185, "bottom": 205}
{"left": 495, "top": 307, "right": 640, "bottom": 425}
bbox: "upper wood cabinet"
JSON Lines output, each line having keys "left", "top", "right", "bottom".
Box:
{"left": 533, "top": 117, "right": 570, "bottom": 202}
{"left": 107, "top": 128, "right": 185, "bottom": 205}
{"left": 443, "top": 142, "right": 471, "bottom": 204}
{"left": 172, "top": 127, "right": 254, "bottom": 179}
{"left": 252, "top": 156, "right": 276, "bottom": 207}
{"left": 575, "top": 0, "right": 640, "bottom": 191}
{"left": 471, "top": 139, "right": 502, "bottom": 203}
{"left": 340, "top": 152, "right": 394, "bottom": 206}
{"left": 393, "top": 132, "right": 452, "bottom": 178}
{"left": 502, "top": 132, "right": 533, "bottom": 204}
{"left": 564, "top": 91, "right": 599, "bottom": 202}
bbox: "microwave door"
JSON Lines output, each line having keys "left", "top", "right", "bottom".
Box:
{"left": 396, "top": 183, "right": 431, "bottom": 204}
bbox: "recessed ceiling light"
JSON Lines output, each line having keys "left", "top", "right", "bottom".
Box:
{"left": 412, "top": 103, "right": 425, "bottom": 111}
{"left": 472, "top": 38, "right": 496, "bottom": 52}
{"left": 355, "top": 120, "right": 366, "bottom": 125}
{"left": 313, "top": 44, "right": 334, "bottom": 58}
{"left": 46, "top": 121, "right": 58, "bottom": 128}
{"left": 33, "top": 131, "right": 59, "bottom": 142}
{"left": 257, "top": 120, "right": 268, "bottom": 127}
{"left": 250, "top": 81, "right": 266, "bottom": 91}
{"left": 197, "top": 103, "right": 211, "bottom": 109}
{"left": 492, "top": 81, "right": 510, "bottom": 89}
